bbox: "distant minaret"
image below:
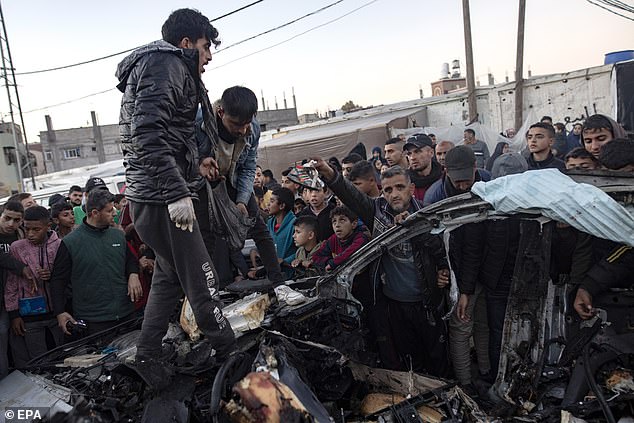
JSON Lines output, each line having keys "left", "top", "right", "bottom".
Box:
{"left": 275, "top": 96, "right": 279, "bottom": 110}
{"left": 261, "top": 90, "right": 266, "bottom": 111}
{"left": 292, "top": 87, "right": 297, "bottom": 109}
{"left": 283, "top": 91, "right": 288, "bottom": 109}
{"left": 419, "top": 84, "right": 423, "bottom": 99}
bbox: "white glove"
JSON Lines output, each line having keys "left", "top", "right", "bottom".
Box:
{"left": 168, "top": 197, "right": 195, "bottom": 232}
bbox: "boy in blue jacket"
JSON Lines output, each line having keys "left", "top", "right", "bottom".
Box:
{"left": 264, "top": 188, "right": 297, "bottom": 278}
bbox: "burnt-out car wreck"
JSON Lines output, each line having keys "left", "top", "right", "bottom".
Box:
{"left": 1, "top": 170, "right": 632, "bottom": 423}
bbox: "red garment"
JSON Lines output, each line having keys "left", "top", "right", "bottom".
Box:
{"left": 127, "top": 241, "right": 151, "bottom": 310}
{"left": 313, "top": 229, "right": 368, "bottom": 269}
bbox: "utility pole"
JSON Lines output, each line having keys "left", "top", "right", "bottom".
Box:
{"left": 462, "top": 0, "right": 477, "bottom": 122}
{"left": 0, "top": 1, "right": 35, "bottom": 190}
{"left": 514, "top": 0, "right": 526, "bottom": 130}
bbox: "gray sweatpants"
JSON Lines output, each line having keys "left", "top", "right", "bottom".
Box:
{"left": 131, "top": 201, "right": 236, "bottom": 359}
{"left": 448, "top": 283, "right": 491, "bottom": 385}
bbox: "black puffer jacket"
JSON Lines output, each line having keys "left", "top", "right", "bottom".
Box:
{"left": 116, "top": 40, "right": 202, "bottom": 205}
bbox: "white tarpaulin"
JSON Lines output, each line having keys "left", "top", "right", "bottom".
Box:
{"left": 471, "top": 169, "right": 634, "bottom": 247}
{"left": 391, "top": 109, "right": 539, "bottom": 157}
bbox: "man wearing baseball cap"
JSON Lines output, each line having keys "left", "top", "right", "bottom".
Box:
{"left": 403, "top": 134, "right": 442, "bottom": 202}
{"left": 423, "top": 146, "right": 491, "bottom": 206}
{"left": 72, "top": 177, "right": 111, "bottom": 225}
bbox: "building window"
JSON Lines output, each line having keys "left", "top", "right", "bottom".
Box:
{"left": 3, "top": 146, "right": 16, "bottom": 165}
{"left": 45, "top": 150, "right": 53, "bottom": 161}
{"left": 63, "top": 147, "right": 81, "bottom": 159}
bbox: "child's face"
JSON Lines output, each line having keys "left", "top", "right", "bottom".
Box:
{"left": 293, "top": 224, "right": 314, "bottom": 247}
{"left": 115, "top": 198, "right": 127, "bottom": 210}
{"left": 332, "top": 215, "right": 354, "bottom": 240}
{"left": 308, "top": 189, "right": 326, "bottom": 209}
{"left": 25, "top": 220, "right": 49, "bottom": 245}
{"left": 294, "top": 202, "right": 305, "bottom": 215}
{"left": 55, "top": 210, "right": 75, "bottom": 228}
{"left": 0, "top": 210, "right": 23, "bottom": 235}
{"left": 526, "top": 127, "right": 553, "bottom": 155}
{"left": 267, "top": 195, "right": 282, "bottom": 216}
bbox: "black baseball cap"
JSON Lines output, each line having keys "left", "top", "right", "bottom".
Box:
{"left": 445, "top": 146, "right": 476, "bottom": 181}
{"left": 403, "top": 134, "right": 434, "bottom": 151}
{"left": 84, "top": 177, "right": 108, "bottom": 193}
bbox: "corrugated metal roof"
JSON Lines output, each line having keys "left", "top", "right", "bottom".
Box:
{"left": 472, "top": 169, "right": 634, "bottom": 247}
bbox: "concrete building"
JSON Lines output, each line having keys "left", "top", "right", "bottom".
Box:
{"left": 25, "top": 143, "right": 46, "bottom": 177}
{"left": 430, "top": 77, "right": 467, "bottom": 97}
{"left": 0, "top": 122, "right": 39, "bottom": 194}
{"left": 257, "top": 108, "right": 299, "bottom": 131}
{"left": 39, "top": 112, "right": 122, "bottom": 173}
{"left": 298, "top": 113, "right": 321, "bottom": 125}
{"left": 431, "top": 60, "right": 467, "bottom": 97}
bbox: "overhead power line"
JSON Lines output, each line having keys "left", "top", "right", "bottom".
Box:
{"left": 23, "top": 88, "right": 117, "bottom": 113}
{"left": 15, "top": 0, "right": 344, "bottom": 76}
{"left": 585, "top": 0, "right": 634, "bottom": 21}
{"left": 15, "top": 0, "right": 267, "bottom": 76}
{"left": 215, "top": 0, "right": 344, "bottom": 53}
{"left": 210, "top": 0, "right": 264, "bottom": 22}
{"left": 22, "top": 0, "right": 379, "bottom": 114}
{"left": 209, "top": 0, "right": 378, "bottom": 71}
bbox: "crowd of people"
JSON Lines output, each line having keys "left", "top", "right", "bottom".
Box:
{"left": 0, "top": 9, "right": 631, "bottom": 400}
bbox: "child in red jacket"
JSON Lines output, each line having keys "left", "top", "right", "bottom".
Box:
{"left": 313, "top": 206, "right": 368, "bottom": 272}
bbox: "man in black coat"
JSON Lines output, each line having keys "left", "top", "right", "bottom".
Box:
{"left": 116, "top": 8, "right": 236, "bottom": 362}
{"left": 312, "top": 159, "right": 451, "bottom": 377}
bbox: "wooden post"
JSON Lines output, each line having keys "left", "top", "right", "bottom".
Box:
{"left": 462, "top": 0, "right": 477, "bottom": 122}
{"left": 514, "top": 0, "right": 526, "bottom": 130}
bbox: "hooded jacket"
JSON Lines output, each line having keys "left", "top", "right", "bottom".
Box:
{"left": 266, "top": 212, "right": 297, "bottom": 264}
{"left": 5, "top": 231, "right": 61, "bottom": 321}
{"left": 116, "top": 40, "right": 203, "bottom": 205}
{"left": 604, "top": 115, "right": 628, "bottom": 139}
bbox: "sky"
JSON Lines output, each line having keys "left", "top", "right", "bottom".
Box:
{"left": 1, "top": 0, "right": 633, "bottom": 146}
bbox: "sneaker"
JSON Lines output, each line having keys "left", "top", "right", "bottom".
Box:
{"left": 274, "top": 284, "right": 307, "bottom": 306}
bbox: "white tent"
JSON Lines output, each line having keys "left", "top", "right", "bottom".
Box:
{"left": 257, "top": 107, "right": 426, "bottom": 176}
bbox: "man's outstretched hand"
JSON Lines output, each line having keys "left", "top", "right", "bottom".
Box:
{"left": 308, "top": 157, "right": 335, "bottom": 181}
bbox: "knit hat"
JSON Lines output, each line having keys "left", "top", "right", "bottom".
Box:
{"left": 491, "top": 153, "right": 528, "bottom": 179}
{"left": 48, "top": 193, "right": 67, "bottom": 207}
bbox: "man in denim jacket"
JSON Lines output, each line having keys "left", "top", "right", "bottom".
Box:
{"left": 195, "top": 86, "right": 283, "bottom": 286}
